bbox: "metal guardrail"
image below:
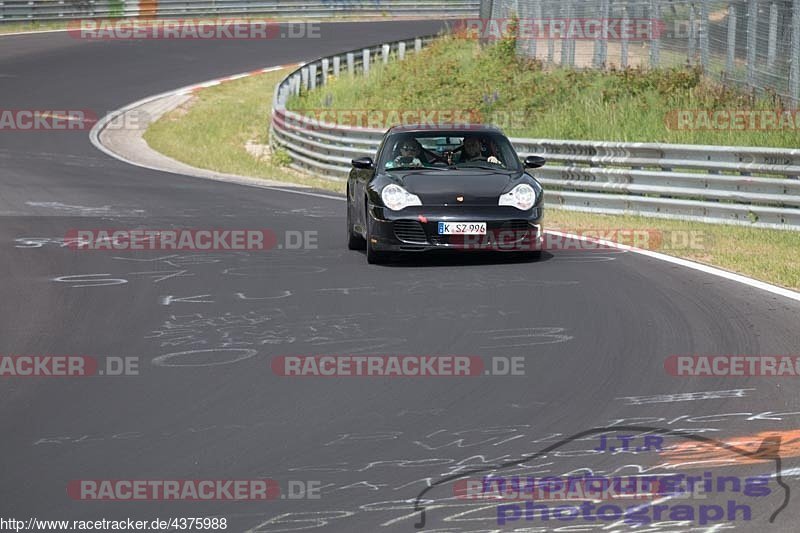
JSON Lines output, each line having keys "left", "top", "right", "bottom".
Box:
{"left": 0, "top": 0, "right": 479, "bottom": 23}
{"left": 270, "top": 36, "right": 800, "bottom": 230}
{"left": 270, "top": 35, "right": 433, "bottom": 172}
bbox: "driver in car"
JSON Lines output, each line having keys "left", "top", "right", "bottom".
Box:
{"left": 385, "top": 139, "right": 428, "bottom": 169}
{"left": 461, "top": 136, "right": 501, "bottom": 165}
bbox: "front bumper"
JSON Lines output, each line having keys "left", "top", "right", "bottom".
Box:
{"left": 367, "top": 204, "right": 544, "bottom": 252}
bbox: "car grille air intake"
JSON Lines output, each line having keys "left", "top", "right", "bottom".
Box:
{"left": 393, "top": 220, "right": 428, "bottom": 244}
{"left": 501, "top": 220, "right": 530, "bottom": 232}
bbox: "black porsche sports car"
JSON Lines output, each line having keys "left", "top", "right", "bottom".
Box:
{"left": 346, "top": 125, "right": 546, "bottom": 264}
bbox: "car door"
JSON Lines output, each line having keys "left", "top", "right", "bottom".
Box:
{"left": 352, "top": 136, "right": 387, "bottom": 231}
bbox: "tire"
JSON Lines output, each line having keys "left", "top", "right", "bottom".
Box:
{"left": 346, "top": 196, "right": 365, "bottom": 251}
{"left": 365, "top": 211, "right": 388, "bottom": 265}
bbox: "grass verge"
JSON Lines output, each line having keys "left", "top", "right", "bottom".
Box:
{"left": 288, "top": 35, "right": 800, "bottom": 148}
{"left": 0, "top": 20, "right": 75, "bottom": 34}
{"left": 144, "top": 58, "right": 800, "bottom": 290}
{"left": 144, "top": 67, "right": 344, "bottom": 193}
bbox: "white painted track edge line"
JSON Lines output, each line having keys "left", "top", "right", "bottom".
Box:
{"left": 547, "top": 230, "right": 800, "bottom": 302}
{"left": 0, "top": 28, "right": 72, "bottom": 37}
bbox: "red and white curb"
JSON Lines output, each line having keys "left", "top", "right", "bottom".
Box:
{"left": 174, "top": 65, "right": 297, "bottom": 94}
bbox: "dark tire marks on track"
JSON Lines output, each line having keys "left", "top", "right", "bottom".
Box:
{"left": 1, "top": 22, "right": 799, "bottom": 532}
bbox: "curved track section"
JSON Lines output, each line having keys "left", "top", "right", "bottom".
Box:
{"left": 1, "top": 23, "right": 799, "bottom": 533}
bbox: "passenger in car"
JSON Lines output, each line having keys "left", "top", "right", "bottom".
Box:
{"left": 461, "top": 135, "right": 502, "bottom": 165}
{"left": 386, "top": 138, "right": 428, "bottom": 168}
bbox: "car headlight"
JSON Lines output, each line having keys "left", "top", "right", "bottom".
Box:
{"left": 381, "top": 184, "right": 422, "bottom": 211}
{"left": 499, "top": 183, "right": 536, "bottom": 210}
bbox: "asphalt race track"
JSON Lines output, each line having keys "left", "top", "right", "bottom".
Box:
{"left": 1, "top": 21, "right": 799, "bottom": 533}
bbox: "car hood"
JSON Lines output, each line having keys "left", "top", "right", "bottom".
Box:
{"left": 396, "top": 169, "right": 517, "bottom": 206}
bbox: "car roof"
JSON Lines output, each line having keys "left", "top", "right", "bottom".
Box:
{"left": 386, "top": 124, "right": 505, "bottom": 134}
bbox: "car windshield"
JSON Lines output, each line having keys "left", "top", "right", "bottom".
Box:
{"left": 380, "top": 132, "right": 521, "bottom": 171}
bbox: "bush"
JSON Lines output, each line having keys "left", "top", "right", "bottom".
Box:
{"left": 271, "top": 147, "right": 292, "bottom": 167}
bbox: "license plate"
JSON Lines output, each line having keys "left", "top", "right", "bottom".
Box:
{"left": 438, "top": 222, "right": 487, "bottom": 235}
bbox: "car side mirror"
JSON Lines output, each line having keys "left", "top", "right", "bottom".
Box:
{"left": 352, "top": 157, "right": 374, "bottom": 170}
{"left": 524, "top": 155, "right": 546, "bottom": 169}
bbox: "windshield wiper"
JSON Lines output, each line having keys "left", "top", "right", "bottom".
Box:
{"left": 454, "top": 162, "right": 505, "bottom": 169}
{"left": 385, "top": 166, "right": 445, "bottom": 171}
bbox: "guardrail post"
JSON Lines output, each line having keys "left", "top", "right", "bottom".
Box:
{"left": 726, "top": 4, "right": 736, "bottom": 75}
{"left": 292, "top": 74, "right": 301, "bottom": 96}
{"left": 382, "top": 43, "right": 390, "bottom": 63}
{"left": 300, "top": 67, "right": 309, "bottom": 92}
{"left": 768, "top": 3, "right": 779, "bottom": 68}
{"left": 415, "top": 38, "right": 422, "bottom": 53}
{"left": 320, "top": 59, "right": 329, "bottom": 85}
{"left": 309, "top": 64, "right": 317, "bottom": 90}
{"left": 347, "top": 52, "right": 354, "bottom": 75}
{"left": 277, "top": 85, "right": 288, "bottom": 108}
{"left": 746, "top": 0, "right": 757, "bottom": 87}
{"left": 333, "top": 56, "right": 340, "bottom": 77}
{"left": 792, "top": 0, "right": 800, "bottom": 106}
{"left": 398, "top": 42, "right": 406, "bottom": 60}
{"left": 362, "top": 49, "right": 370, "bottom": 76}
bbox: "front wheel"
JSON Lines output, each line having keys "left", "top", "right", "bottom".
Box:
{"left": 346, "top": 197, "right": 365, "bottom": 250}
{"left": 365, "top": 214, "right": 388, "bottom": 265}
